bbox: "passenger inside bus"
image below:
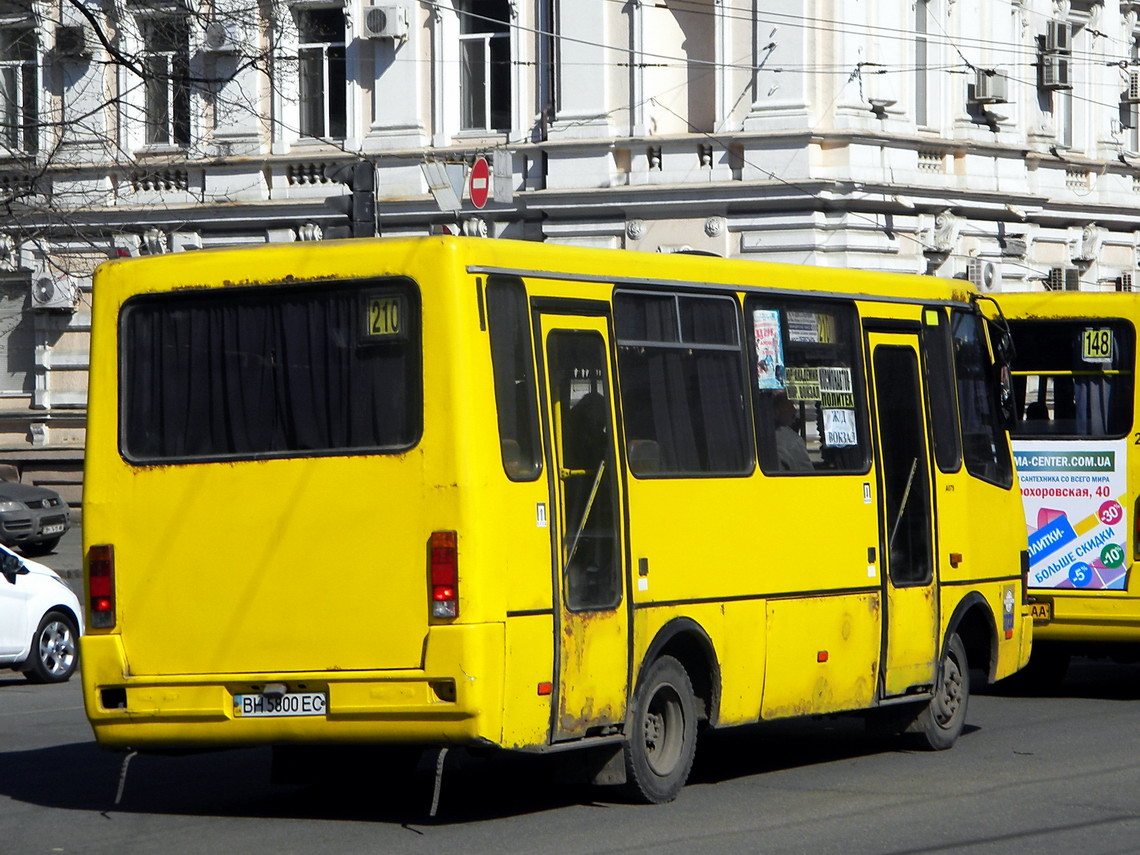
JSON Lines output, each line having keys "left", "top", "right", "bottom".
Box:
{"left": 773, "top": 393, "right": 813, "bottom": 472}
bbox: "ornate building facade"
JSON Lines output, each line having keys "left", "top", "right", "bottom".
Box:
{"left": 1, "top": 0, "right": 1139, "bottom": 494}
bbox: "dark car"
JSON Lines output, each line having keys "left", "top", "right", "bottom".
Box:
{"left": 0, "top": 481, "right": 70, "bottom": 556}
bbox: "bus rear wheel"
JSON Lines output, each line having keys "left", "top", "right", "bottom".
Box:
{"left": 622, "top": 655, "right": 698, "bottom": 804}
{"left": 909, "top": 632, "right": 969, "bottom": 750}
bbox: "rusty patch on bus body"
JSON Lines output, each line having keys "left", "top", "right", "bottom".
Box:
{"left": 556, "top": 610, "right": 616, "bottom": 734}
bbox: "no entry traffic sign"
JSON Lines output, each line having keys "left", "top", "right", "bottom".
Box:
{"left": 469, "top": 156, "right": 490, "bottom": 209}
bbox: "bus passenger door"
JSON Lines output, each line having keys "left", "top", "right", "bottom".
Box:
{"left": 537, "top": 314, "right": 629, "bottom": 741}
{"left": 868, "top": 331, "right": 939, "bottom": 697}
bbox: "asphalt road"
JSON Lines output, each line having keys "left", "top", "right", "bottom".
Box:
{"left": 3, "top": 660, "right": 1140, "bottom": 855}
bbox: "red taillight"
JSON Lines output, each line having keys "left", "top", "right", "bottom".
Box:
{"left": 430, "top": 531, "right": 458, "bottom": 619}
{"left": 88, "top": 544, "right": 116, "bottom": 629}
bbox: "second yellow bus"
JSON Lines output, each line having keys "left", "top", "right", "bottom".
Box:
{"left": 1003, "top": 292, "right": 1140, "bottom": 682}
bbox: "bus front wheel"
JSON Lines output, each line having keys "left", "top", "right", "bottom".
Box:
{"left": 622, "top": 655, "right": 698, "bottom": 804}
{"left": 909, "top": 632, "right": 969, "bottom": 750}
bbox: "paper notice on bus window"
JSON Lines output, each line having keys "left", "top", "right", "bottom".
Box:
{"left": 785, "top": 366, "right": 820, "bottom": 402}
{"left": 787, "top": 311, "right": 818, "bottom": 343}
{"left": 819, "top": 366, "right": 854, "bottom": 408}
{"left": 1013, "top": 439, "right": 1129, "bottom": 590}
{"left": 787, "top": 311, "right": 837, "bottom": 343}
{"left": 753, "top": 310, "right": 784, "bottom": 390}
{"left": 823, "top": 409, "right": 858, "bottom": 447}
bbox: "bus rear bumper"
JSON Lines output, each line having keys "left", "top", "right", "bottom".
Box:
{"left": 1030, "top": 592, "right": 1140, "bottom": 643}
{"left": 80, "top": 624, "right": 505, "bottom": 750}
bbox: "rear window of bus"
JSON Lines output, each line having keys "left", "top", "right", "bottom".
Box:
{"left": 119, "top": 280, "right": 422, "bottom": 462}
{"left": 1008, "top": 318, "right": 1135, "bottom": 439}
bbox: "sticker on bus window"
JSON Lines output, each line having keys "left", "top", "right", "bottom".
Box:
{"left": 753, "top": 310, "right": 785, "bottom": 390}
{"left": 362, "top": 294, "right": 406, "bottom": 341}
{"left": 787, "top": 311, "right": 836, "bottom": 344}
{"left": 823, "top": 408, "right": 858, "bottom": 447}
{"left": 1080, "top": 328, "right": 1113, "bottom": 364}
{"left": 786, "top": 367, "right": 820, "bottom": 401}
{"left": 819, "top": 366, "right": 854, "bottom": 408}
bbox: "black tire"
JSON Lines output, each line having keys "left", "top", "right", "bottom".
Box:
{"left": 908, "top": 633, "right": 969, "bottom": 750}
{"left": 622, "top": 655, "right": 698, "bottom": 804}
{"left": 20, "top": 537, "right": 60, "bottom": 557}
{"left": 23, "top": 610, "right": 79, "bottom": 684}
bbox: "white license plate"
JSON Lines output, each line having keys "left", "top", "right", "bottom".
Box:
{"left": 42, "top": 524, "right": 65, "bottom": 535}
{"left": 233, "top": 692, "right": 327, "bottom": 718}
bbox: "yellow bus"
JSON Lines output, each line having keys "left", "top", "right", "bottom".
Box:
{"left": 1001, "top": 292, "right": 1139, "bottom": 682}
{"left": 81, "top": 237, "right": 1031, "bottom": 803}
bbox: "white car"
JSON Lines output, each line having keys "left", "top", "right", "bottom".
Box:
{"left": 0, "top": 544, "right": 82, "bottom": 682}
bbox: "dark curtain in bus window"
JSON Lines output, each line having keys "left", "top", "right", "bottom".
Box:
{"left": 923, "top": 308, "right": 963, "bottom": 472}
{"left": 1008, "top": 319, "right": 1134, "bottom": 439}
{"left": 950, "top": 310, "right": 1012, "bottom": 488}
{"left": 614, "top": 292, "right": 750, "bottom": 476}
{"left": 122, "top": 283, "right": 421, "bottom": 461}
{"left": 486, "top": 277, "right": 541, "bottom": 480}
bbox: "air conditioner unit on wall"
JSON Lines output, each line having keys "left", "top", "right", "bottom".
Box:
{"left": 30, "top": 273, "right": 79, "bottom": 312}
{"left": 203, "top": 19, "right": 246, "bottom": 53}
{"left": 1046, "top": 266, "right": 1081, "bottom": 291}
{"left": 55, "top": 24, "right": 92, "bottom": 58}
{"left": 1126, "top": 71, "right": 1140, "bottom": 104}
{"left": 968, "top": 258, "right": 1002, "bottom": 291}
{"left": 1042, "top": 55, "right": 1072, "bottom": 90}
{"left": 362, "top": 5, "right": 408, "bottom": 39}
{"left": 973, "top": 69, "right": 1009, "bottom": 104}
{"left": 1046, "top": 20, "right": 1072, "bottom": 54}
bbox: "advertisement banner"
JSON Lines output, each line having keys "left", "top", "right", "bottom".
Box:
{"left": 1013, "top": 439, "right": 1129, "bottom": 590}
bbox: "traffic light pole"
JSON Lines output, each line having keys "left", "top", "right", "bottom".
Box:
{"left": 323, "top": 161, "right": 377, "bottom": 238}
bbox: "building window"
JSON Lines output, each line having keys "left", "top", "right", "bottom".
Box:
{"left": 457, "top": 0, "right": 510, "bottom": 131}
{"left": 1130, "top": 35, "right": 1140, "bottom": 154}
{"left": 1057, "top": 82, "right": 1073, "bottom": 148}
{"left": 296, "top": 7, "right": 346, "bottom": 139}
{"left": 0, "top": 281, "right": 33, "bottom": 394}
{"left": 140, "top": 17, "right": 190, "bottom": 146}
{"left": 914, "top": 0, "right": 929, "bottom": 127}
{"left": 0, "top": 27, "right": 38, "bottom": 154}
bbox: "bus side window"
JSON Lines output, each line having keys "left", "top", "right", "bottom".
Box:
{"left": 486, "top": 276, "right": 542, "bottom": 481}
{"left": 923, "top": 307, "right": 963, "bottom": 473}
{"left": 613, "top": 291, "right": 752, "bottom": 477}
{"left": 746, "top": 297, "right": 869, "bottom": 476}
{"left": 950, "top": 309, "right": 1013, "bottom": 488}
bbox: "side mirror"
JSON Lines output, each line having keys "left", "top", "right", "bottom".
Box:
{"left": 0, "top": 551, "right": 25, "bottom": 576}
{"left": 997, "top": 363, "right": 1017, "bottom": 431}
